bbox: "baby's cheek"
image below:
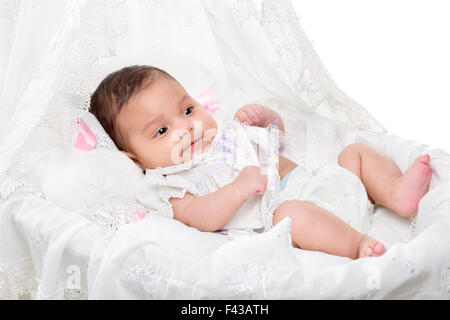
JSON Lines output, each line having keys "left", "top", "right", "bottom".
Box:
{"left": 205, "top": 118, "right": 218, "bottom": 135}
{"left": 167, "top": 142, "right": 185, "bottom": 166}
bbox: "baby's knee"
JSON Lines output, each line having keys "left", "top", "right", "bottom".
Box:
{"left": 338, "top": 143, "right": 367, "bottom": 166}
{"left": 272, "top": 200, "right": 313, "bottom": 225}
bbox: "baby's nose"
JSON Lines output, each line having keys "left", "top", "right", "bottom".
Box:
{"left": 182, "top": 121, "right": 194, "bottom": 135}
{"left": 175, "top": 120, "right": 193, "bottom": 139}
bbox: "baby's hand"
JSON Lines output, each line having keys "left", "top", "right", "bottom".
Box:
{"left": 233, "top": 104, "right": 268, "bottom": 128}
{"left": 232, "top": 165, "right": 268, "bottom": 200}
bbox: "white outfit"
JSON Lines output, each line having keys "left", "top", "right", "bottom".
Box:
{"left": 277, "top": 163, "right": 374, "bottom": 234}
{"left": 136, "top": 117, "right": 373, "bottom": 234}
{"left": 136, "top": 117, "right": 282, "bottom": 232}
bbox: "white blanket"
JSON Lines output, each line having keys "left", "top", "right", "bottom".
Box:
{"left": 2, "top": 120, "right": 450, "bottom": 299}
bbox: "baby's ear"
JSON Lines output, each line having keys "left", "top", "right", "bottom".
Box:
{"left": 121, "top": 150, "right": 144, "bottom": 169}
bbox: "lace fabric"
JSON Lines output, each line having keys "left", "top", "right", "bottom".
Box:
{"left": 82, "top": 200, "right": 151, "bottom": 231}
{"left": 0, "top": 258, "right": 37, "bottom": 300}
{"left": 0, "top": 0, "right": 385, "bottom": 181}
{"left": 225, "top": 264, "right": 269, "bottom": 299}
{"left": 246, "top": 0, "right": 385, "bottom": 132}
{"left": 0, "top": 176, "right": 45, "bottom": 202}
{"left": 0, "top": 0, "right": 127, "bottom": 180}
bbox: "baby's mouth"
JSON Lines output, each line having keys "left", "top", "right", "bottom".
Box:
{"left": 182, "top": 131, "right": 209, "bottom": 154}
{"left": 179, "top": 127, "right": 216, "bottom": 159}
{"left": 183, "top": 137, "right": 201, "bottom": 152}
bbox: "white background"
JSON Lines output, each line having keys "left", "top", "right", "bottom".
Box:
{"left": 291, "top": 0, "right": 450, "bottom": 153}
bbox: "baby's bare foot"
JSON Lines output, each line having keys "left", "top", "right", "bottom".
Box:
{"left": 389, "top": 154, "right": 432, "bottom": 217}
{"left": 358, "top": 236, "right": 386, "bottom": 258}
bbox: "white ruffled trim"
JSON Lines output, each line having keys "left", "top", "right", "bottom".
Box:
{"left": 137, "top": 172, "right": 192, "bottom": 219}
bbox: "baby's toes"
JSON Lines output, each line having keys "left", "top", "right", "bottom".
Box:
{"left": 372, "top": 242, "right": 387, "bottom": 256}
{"left": 363, "top": 246, "right": 374, "bottom": 258}
{"left": 359, "top": 236, "right": 386, "bottom": 258}
{"left": 418, "top": 154, "right": 430, "bottom": 165}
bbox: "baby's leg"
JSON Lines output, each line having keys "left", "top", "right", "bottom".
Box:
{"left": 273, "top": 200, "right": 386, "bottom": 259}
{"left": 338, "top": 143, "right": 432, "bottom": 217}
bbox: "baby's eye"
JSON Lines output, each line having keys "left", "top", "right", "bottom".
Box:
{"left": 184, "top": 106, "right": 194, "bottom": 116}
{"left": 155, "top": 127, "right": 168, "bottom": 137}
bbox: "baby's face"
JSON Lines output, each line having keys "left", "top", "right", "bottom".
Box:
{"left": 117, "top": 77, "right": 218, "bottom": 169}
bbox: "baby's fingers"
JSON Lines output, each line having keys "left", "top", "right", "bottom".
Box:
{"left": 255, "top": 180, "right": 268, "bottom": 195}
{"left": 250, "top": 104, "right": 266, "bottom": 119}
{"left": 234, "top": 110, "right": 254, "bottom": 125}
{"left": 244, "top": 107, "right": 263, "bottom": 125}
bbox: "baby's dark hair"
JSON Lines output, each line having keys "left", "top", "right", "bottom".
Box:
{"left": 89, "top": 65, "right": 176, "bottom": 151}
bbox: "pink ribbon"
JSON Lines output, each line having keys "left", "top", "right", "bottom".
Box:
{"left": 133, "top": 208, "right": 147, "bottom": 222}
{"left": 74, "top": 119, "right": 97, "bottom": 151}
{"left": 196, "top": 85, "right": 221, "bottom": 113}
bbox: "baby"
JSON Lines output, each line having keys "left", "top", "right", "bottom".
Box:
{"left": 90, "top": 65, "right": 432, "bottom": 259}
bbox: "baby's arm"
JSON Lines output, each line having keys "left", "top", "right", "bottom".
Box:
{"left": 169, "top": 166, "right": 267, "bottom": 232}
{"left": 233, "top": 104, "right": 285, "bottom": 132}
